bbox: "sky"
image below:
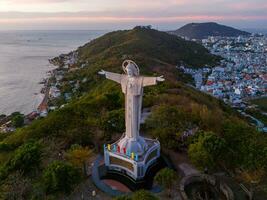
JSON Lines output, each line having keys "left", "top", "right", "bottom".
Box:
{"left": 0, "top": 0, "right": 267, "bottom": 30}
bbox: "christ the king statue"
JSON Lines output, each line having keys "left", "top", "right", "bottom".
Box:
{"left": 99, "top": 60, "right": 164, "bottom": 155}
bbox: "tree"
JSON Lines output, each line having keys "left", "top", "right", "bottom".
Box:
{"left": 104, "top": 92, "right": 123, "bottom": 110}
{"left": 102, "top": 108, "right": 125, "bottom": 133}
{"left": 65, "top": 144, "right": 93, "bottom": 176}
{"left": 11, "top": 113, "right": 24, "bottom": 128}
{"left": 0, "top": 114, "right": 6, "bottom": 119}
{"left": 43, "top": 161, "right": 81, "bottom": 194}
{"left": 145, "top": 105, "right": 190, "bottom": 149}
{"left": 155, "top": 168, "right": 177, "bottom": 197}
{"left": 202, "top": 132, "right": 226, "bottom": 160}
{"left": 188, "top": 140, "right": 212, "bottom": 170}
{"left": 8, "top": 141, "right": 41, "bottom": 173}
{"left": 1, "top": 171, "right": 31, "bottom": 200}
{"left": 221, "top": 119, "right": 267, "bottom": 170}
{"left": 188, "top": 131, "right": 226, "bottom": 170}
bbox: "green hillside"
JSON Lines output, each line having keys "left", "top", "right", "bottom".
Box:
{"left": 77, "top": 26, "right": 220, "bottom": 69}
{"left": 0, "top": 27, "right": 266, "bottom": 199}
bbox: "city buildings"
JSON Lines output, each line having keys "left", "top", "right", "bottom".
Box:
{"left": 180, "top": 34, "right": 266, "bottom": 107}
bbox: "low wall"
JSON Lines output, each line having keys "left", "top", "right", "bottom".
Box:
{"left": 179, "top": 174, "right": 234, "bottom": 200}
{"left": 91, "top": 155, "right": 125, "bottom": 197}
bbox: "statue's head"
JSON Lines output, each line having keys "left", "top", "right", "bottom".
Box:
{"left": 122, "top": 60, "right": 139, "bottom": 77}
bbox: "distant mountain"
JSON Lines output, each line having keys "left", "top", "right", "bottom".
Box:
{"left": 169, "top": 22, "right": 251, "bottom": 39}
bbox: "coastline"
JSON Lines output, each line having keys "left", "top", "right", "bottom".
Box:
{"left": 0, "top": 56, "right": 63, "bottom": 133}
{"left": 0, "top": 29, "right": 107, "bottom": 117}
{"left": 0, "top": 30, "right": 108, "bottom": 133}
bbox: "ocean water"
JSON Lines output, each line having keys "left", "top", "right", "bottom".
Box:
{"left": 0, "top": 30, "right": 107, "bottom": 115}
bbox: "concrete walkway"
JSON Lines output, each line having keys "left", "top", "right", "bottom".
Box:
{"left": 178, "top": 163, "right": 199, "bottom": 177}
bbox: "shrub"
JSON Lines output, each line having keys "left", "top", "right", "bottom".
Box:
{"left": 155, "top": 168, "right": 177, "bottom": 197}
{"left": 11, "top": 113, "right": 24, "bottom": 128}
{"left": 102, "top": 108, "right": 125, "bottom": 133}
{"left": 8, "top": 141, "right": 41, "bottom": 173}
{"left": 43, "top": 161, "right": 81, "bottom": 194}
{"left": 145, "top": 105, "right": 190, "bottom": 149}
{"left": 188, "top": 131, "right": 226, "bottom": 170}
{"left": 65, "top": 144, "right": 93, "bottom": 175}
{"left": 113, "top": 195, "right": 131, "bottom": 200}
{"left": 131, "top": 189, "right": 159, "bottom": 200}
{"left": 113, "top": 190, "right": 158, "bottom": 200}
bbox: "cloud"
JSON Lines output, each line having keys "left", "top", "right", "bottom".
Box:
{"left": 0, "top": 0, "right": 267, "bottom": 29}
{"left": 8, "top": 0, "right": 71, "bottom": 3}
{"left": 1, "top": 11, "right": 266, "bottom": 22}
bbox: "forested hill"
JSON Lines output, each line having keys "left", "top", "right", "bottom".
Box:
{"left": 169, "top": 22, "right": 251, "bottom": 39}
{"left": 0, "top": 27, "right": 266, "bottom": 199}
{"left": 77, "top": 26, "right": 220, "bottom": 69}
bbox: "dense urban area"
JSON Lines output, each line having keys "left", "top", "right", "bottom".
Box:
{"left": 180, "top": 33, "right": 267, "bottom": 132}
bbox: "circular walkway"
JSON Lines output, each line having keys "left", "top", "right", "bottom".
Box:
{"left": 103, "top": 179, "right": 131, "bottom": 193}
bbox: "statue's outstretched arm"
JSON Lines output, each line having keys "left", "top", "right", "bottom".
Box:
{"left": 98, "top": 70, "right": 122, "bottom": 84}
{"left": 143, "top": 75, "right": 165, "bottom": 87}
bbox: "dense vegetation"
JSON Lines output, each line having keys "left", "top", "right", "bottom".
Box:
{"left": 43, "top": 161, "right": 81, "bottom": 194}
{"left": 155, "top": 168, "right": 177, "bottom": 197}
{"left": 114, "top": 189, "right": 159, "bottom": 200}
{"left": 0, "top": 27, "right": 266, "bottom": 199}
{"left": 246, "top": 97, "right": 267, "bottom": 126}
{"left": 250, "top": 97, "right": 267, "bottom": 112}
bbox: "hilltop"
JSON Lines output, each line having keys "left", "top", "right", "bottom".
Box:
{"left": 169, "top": 22, "right": 251, "bottom": 39}
{"left": 77, "top": 26, "right": 220, "bottom": 69}
{"left": 0, "top": 27, "right": 266, "bottom": 199}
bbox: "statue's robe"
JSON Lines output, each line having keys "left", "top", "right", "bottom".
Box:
{"left": 105, "top": 71, "right": 157, "bottom": 139}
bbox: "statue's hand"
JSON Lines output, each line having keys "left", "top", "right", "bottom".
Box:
{"left": 98, "top": 69, "right": 106, "bottom": 76}
{"left": 156, "top": 75, "right": 165, "bottom": 82}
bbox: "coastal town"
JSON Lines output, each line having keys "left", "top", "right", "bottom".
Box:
{"left": 1, "top": 33, "right": 266, "bottom": 134}
{"left": 180, "top": 33, "right": 267, "bottom": 131}
{"left": 0, "top": 51, "right": 81, "bottom": 133}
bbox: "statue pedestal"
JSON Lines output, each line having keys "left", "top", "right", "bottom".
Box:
{"left": 104, "top": 135, "right": 160, "bottom": 180}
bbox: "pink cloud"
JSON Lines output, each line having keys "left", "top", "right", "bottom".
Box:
{"left": 1, "top": 14, "right": 266, "bottom": 24}
{"left": 231, "top": 2, "right": 267, "bottom": 10}
{"left": 8, "top": 0, "right": 70, "bottom": 3}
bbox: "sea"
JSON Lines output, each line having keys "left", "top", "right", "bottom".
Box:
{"left": 0, "top": 30, "right": 107, "bottom": 115}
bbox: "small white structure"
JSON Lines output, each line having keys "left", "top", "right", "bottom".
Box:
{"left": 99, "top": 60, "right": 164, "bottom": 180}
{"left": 49, "top": 86, "right": 61, "bottom": 98}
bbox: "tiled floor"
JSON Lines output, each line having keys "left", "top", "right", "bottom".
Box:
{"left": 103, "top": 179, "right": 131, "bottom": 193}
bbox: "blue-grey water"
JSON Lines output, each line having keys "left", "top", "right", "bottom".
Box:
{"left": 0, "top": 30, "right": 107, "bottom": 115}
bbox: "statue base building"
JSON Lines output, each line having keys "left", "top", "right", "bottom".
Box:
{"left": 104, "top": 134, "right": 160, "bottom": 180}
